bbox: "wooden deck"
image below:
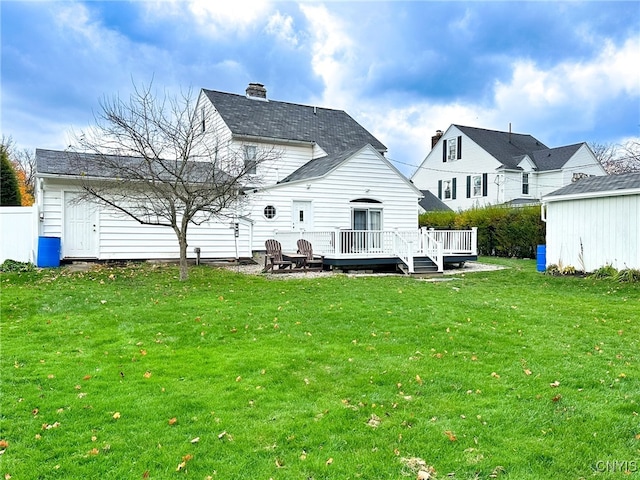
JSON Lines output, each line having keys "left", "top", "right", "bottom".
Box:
{"left": 270, "top": 228, "right": 478, "bottom": 274}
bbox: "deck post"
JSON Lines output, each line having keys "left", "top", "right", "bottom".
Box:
{"left": 471, "top": 227, "right": 478, "bottom": 255}
{"left": 334, "top": 227, "right": 342, "bottom": 258}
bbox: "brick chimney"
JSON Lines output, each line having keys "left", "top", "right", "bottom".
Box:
{"left": 431, "top": 130, "right": 443, "bottom": 149}
{"left": 246, "top": 82, "right": 267, "bottom": 100}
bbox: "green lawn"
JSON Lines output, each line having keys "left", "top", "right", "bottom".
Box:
{"left": 1, "top": 259, "right": 638, "bottom": 479}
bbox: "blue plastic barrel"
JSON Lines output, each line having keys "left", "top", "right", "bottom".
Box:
{"left": 37, "top": 236, "right": 61, "bottom": 268}
{"left": 536, "top": 244, "right": 546, "bottom": 272}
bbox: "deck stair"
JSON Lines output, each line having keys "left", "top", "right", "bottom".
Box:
{"left": 398, "top": 256, "right": 440, "bottom": 276}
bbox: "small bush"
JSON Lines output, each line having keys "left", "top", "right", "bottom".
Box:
{"left": 615, "top": 268, "right": 640, "bottom": 283}
{"left": 0, "top": 259, "right": 36, "bottom": 273}
{"left": 561, "top": 265, "right": 576, "bottom": 276}
{"left": 546, "top": 264, "right": 561, "bottom": 276}
{"left": 589, "top": 265, "right": 618, "bottom": 279}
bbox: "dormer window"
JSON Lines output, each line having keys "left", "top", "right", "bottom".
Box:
{"left": 244, "top": 146, "right": 257, "bottom": 175}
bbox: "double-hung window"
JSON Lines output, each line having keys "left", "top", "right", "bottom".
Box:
{"left": 442, "top": 136, "right": 462, "bottom": 162}
{"left": 244, "top": 145, "right": 257, "bottom": 175}
{"left": 466, "top": 173, "right": 488, "bottom": 198}
{"left": 438, "top": 178, "right": 457, "bottom": 200}
{"left": 522, "top": 173, "right": 529, "bottom": 195}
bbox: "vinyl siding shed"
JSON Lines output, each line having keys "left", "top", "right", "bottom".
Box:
{"left": 542, "top": 173, "right": 640, "bottom": 272}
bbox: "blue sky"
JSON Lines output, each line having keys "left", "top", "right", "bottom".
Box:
{"left": 2, "top": 1, "right": 639, "bottom": 176}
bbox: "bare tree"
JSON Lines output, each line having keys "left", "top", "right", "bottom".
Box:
{"left": 590, "top": 139, "right": 640, "bottom": 174}
{"left": 70, "top": 82, "right": 280, "bottom": 281}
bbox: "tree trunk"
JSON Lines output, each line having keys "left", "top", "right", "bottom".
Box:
{"left": 178, "top": 233, "right": 189, "bottom": 281}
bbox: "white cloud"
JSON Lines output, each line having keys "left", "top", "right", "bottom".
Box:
{"left": 298, "top": 4, "right": 357, "bottom": 107}
{"left": 354, "top": 35, "right": 640, "bottom": 175}
{"left": 266, "top": 11, "right": 298, "bottom": 46}
{"left": 176, "top": 0, "right": 273, "bottom": 36}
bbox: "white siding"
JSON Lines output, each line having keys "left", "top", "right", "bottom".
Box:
{"left": 246, "top": 146, "right": 420, "bottom": 250}
{"left": 411, "top": 125, "right": 502, "bottom": 210}
{"left": 247, "top": 142, "right": 314, "bottom": 186}
{"left": 545, "top": 193, "right": 640, "bottom": 271}
{"left": 39, "top": 179, "right": 252, "bottom": 260}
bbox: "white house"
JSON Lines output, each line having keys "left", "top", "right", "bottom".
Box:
{"left": 542, "top": 172, "right": 640, "bottom": 272}
{"left": 34, "top": 83, "right": 436, "bottom": 270}
{"left": 411, "top": 125, "right": 606, "bottom": 211}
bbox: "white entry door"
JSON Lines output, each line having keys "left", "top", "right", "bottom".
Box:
{"left": 64, "top": 192, "right": 98, "bottom": 258}
{"left": 292, "top": 201, "right": 312, "bottom": 231}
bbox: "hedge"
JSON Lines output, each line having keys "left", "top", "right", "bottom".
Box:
{"left": 419, "top": 205, "right": 545, "bottom": 258}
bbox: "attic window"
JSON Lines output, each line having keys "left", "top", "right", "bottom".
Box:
{"left": 442, "top": 136, "right": 462, "bottom": 162}
{"left": 201, "top": 107, "right": 206, "bottom": 133}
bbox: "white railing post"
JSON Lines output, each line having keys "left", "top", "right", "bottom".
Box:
{"left": 407, "top": 240, "right": 414, "bottom": 273}
{"left": 334, "top": 227, "right": 342, "bottom": 258}
{"left": 471, "top": 227, "right": 478, "bottom": 255}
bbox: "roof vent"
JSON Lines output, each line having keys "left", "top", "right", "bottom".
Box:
{"left": 246, "top": 83, "right": 267, "bottom": 100}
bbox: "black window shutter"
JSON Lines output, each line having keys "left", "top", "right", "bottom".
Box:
{"left": 457, "top": 136, "right": 462, "bottom": 159}
{"left": 482, "top": 173, "right": 488, "bottom": 196}
{"left": 438, "top": 180, "right": 442, "bottom": 199}
{"left": 452, "top": 178, "right": 457, "bottom": 200}
{"left": 442, "top": 140, "right": 447, "bottom": 162}
{"left": 466, "top": 176, "right": 471, "bottom": 198}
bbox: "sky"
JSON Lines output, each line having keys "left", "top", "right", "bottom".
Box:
{"left": 1, "top": 0, "right": 639, "bottom": 176}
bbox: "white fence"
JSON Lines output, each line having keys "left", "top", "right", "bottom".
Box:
{"left": 0, "top": 206, "right": 38, "bottom": 263}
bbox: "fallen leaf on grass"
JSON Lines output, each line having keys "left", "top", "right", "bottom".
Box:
{"left": 491, "top": 372, "right": 500, "bottom": 378}
{"left": 176, "top": 454, "right": 193, "bottom": 471}
{"left": 275, "top": 458, "right": 284, "bottom": 468}
{"left": 190, "top": 437, "right": 200, "bottom": 444}
{"left": 218, "top": 431, "right": 227, "bottom": 439}
{"left": 83, "top": 375, "right": 91, "bottom": 381}
{"left": 42, "top": 422, "right": 60, "bottom": 430}
{"left": 552, "top": 394, "right": 562, "bottom": 403}
{"left": 143, "top": 371, "right": 152, "bottom": 378}
{"left": 326, "top": 457, "right": 333, "bottom": 465}
{"left": 523, "top": 369, "right": 532, "bottom": 376}
{"left": 415, "top": 375, "right": 423, "bottom": 385}
{"left": 444, "top": 430, "right": 457, "bottom": 441}
{"left": 550, "top": 381, "right": 560, "bottom": 388}
{"left": 168, "top": 417, "right": 177, "bottom": 425}
{"left": 112, "top": 412, "right": 121, "bottom": 420}
{"left": 88, "top": 448, "right": 99, "bottom": 455}
{"left": 367, "top": 414, "right": 381, "bottom": 428}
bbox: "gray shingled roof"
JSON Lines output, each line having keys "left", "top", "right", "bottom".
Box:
{"left": 203, "top": 89, "right": 387, "bottom": 155}
{"left": 278, "top": 145, "right": 363, "bottom": 184}
{"left": 37, "top": 149, "right": 142, "bottom": 177}
{"left": 419, "top": 190, "right": 453, "bottom": 212}
{"left": 36, "top": 148, "right": 225, "bottom": 183}
{"left": 545, "top": 172, "right": 640, "bottom": 198}
{"left": 454, "top": 125, "right": 548, "bottom": 169}
{"left": 530, "top": 143, "right": 583, "bottom": 171}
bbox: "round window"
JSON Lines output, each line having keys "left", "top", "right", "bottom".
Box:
{"left": 264, "top": 205, "right": 276, "bottom": 219}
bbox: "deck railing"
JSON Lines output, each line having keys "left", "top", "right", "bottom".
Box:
{"left": 271, "top": 227, "right": 476, "bottom": 273}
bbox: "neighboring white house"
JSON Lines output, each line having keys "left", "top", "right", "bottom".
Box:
{"left": 541, "top": 172, "right": 640, "bottom": 272}
{"left": 34, "top": 83, "right": 423, "bottom": 264}
{"left": 411, "top": 124, "right": 606, "bottom": 211}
